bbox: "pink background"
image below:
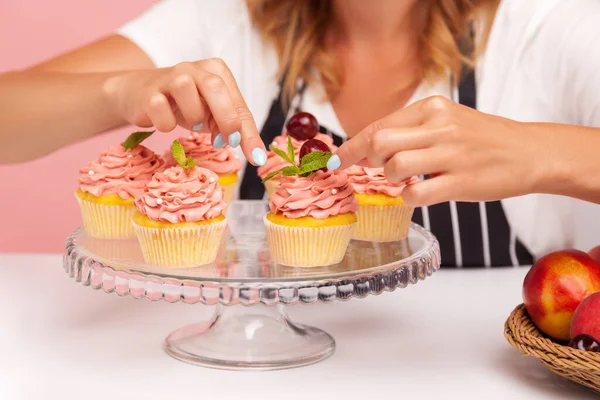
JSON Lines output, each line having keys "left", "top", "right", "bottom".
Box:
{"left": 0, "top": 0, "right": 183, "bottom": 253}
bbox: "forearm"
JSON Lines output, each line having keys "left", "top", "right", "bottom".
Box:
{"left": 531, "top": 123, "right": 600, "bottom": 204}
{"left": 0, "top": 70, "right": 126, "bottom": 164}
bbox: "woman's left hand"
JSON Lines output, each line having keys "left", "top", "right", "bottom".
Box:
{"left": 330, "top": 95, "right": 551, "bottom": 206}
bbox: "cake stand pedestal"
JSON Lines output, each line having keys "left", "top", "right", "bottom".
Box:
{"left": 64, "top": 200, "right": 440, "bottom": 370}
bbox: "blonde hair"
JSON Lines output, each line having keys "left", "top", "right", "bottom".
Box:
{"left": 246, "top": 0, "right": 500, "bottom": 106}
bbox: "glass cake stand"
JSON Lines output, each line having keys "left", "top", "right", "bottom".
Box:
{"left": 63, "top": 200, "right": 440, "bottom": 370}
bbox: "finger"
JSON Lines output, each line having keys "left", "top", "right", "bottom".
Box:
{"left": 194, "top": 70, "right": 242, "bottom": 138}
{"left": 145, "top": 93, "right": 177, "bottom": 132}
{"left": 334, "top": 126, "right": 431, "bottom": 171}
{"left": 334, "top": 96, "right": 456, "bottom": 169}
{"left": 207, "top": 115, "right": 221, "bottom": 137}
{"left": 200, "top": 58, "right": 266, "bottom": 165}
{"left": 365, "top": 128, "right": 435, "bottom": 167}
{"left": 168, "top": 74, "right": 206, "bottom": 128}
{"left": 401, "top": 175, "right": 454, "bottom": 207}
{"left": 383, "top": 149, "right": 447, "bottom": 183}
{"left": 334, "top": 105, "right": 426, "bottom": 169}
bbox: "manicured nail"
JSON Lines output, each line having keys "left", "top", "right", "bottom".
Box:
{"left": 213, "top": 133, "right": 226, "bottom": 149}
{"left": 228, "top": 131, "right": 241, "bottom": 148}
{"left": 326, "top": 155, "right": 341, "bottom": 171}
{"left": 191, "top": 123, "right": 204, "bottom": 131}
{"left": 252, "top": 148, "right": 267, "bottom": 166}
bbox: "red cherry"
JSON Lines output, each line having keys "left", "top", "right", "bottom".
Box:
{"left": 286, "top": 112, "right": 319, "bottom": 141}
{"left": 299, "top": 139, "right": 331, "bottom": 172}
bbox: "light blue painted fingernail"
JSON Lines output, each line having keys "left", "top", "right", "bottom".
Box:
{"left": 213, "top": 133, "right": 226, "bottom": 149}
{"left": 191, "top": 122, "right": 204, "bottom": 131}
{"left": 326, "top": 155, "right": 341, "bottom": 171}
{"left": 252, "top": 148, "right": 267, "bottom": 166}
{"left": 228, "top": 131, "right": 241, "bottom": 148}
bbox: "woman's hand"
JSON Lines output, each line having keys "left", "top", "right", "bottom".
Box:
{"left": 105, "top": 58, "right": 267, "bottom": 165}
{"left": 330, "top": 96, "right": 563, "bottom": 206}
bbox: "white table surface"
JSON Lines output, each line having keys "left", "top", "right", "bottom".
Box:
{"left": 0, "top": 254, "right": 597, "bottom": 400}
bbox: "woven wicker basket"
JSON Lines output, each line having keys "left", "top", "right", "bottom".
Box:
{"left": 504, "top": 304, "right": 600, "bottom": 393}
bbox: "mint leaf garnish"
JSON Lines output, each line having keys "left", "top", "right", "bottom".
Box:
{"left": 261, "top": 137, "right": 333, "bottom": 182}
{"left": 261, "top": 168, "right": 286, "bottom": 183}
{"left": 171, "top": 140, "right": 198, "bottom": 169}
{"left": 281, "top": 165, "right": 301, "bottom": 176}
{"left": 287, "top": 136, "right": 295, "bottom": 164}
{"left": 171, "top": 140, "right": 187, "bottom": 166}
{"left": 122, "top": 130, "right": 155, "bottom": 150}
{"left": 269, "top": 145, "right": 295, "bottom": 165}
{"left": 299, "top": 151, "right": 332, "bottom": 175}
{"left": 184, "top": 158, "right": 198, "bottom": 169}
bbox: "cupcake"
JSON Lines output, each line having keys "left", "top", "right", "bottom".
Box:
{"left": 262, "top": 135, "right": 357, "bottom": 267}
{"left": 265, "top": 170, "right": 358, "bottom": 267}
{"left": 132, "top": 141, "right": 227, "bottom": 268}
{"left": 258, "top": 112, "right": 337, "bottom": 199}
{"left": 346, "top": 166, "right": 419, "bottom": 242}
{"left": 164, "top": 132, "right": 242, "bottom": 204}
{"left": 76, "top": 139, "right": 164, "bottom": 239}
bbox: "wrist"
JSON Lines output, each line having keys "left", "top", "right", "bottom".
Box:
{"left": 519, "top": 123, "right": 567, "bottom": 196}
{"left": 525, "top": 122, "right": 589, "bottom": 198}
{"left": 100, "top": 72, "right": 130, "bottom": 128}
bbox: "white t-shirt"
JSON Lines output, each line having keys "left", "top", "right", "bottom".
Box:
{"left": 117, "top": 0, "right": 600, "bottom": 261}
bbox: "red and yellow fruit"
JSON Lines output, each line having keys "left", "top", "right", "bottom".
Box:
{"left": 523, "top": 249, "right": 600, "bottom": 341}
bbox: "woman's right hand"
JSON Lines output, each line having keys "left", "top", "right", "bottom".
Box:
{"left": 105, "top": 58, "right": 267, "bottom": 166}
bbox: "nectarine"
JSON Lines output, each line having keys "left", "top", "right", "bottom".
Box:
{"left": 523, "top": 250, "right": 600, "bottom": 341}
{"left": 570, "top": 291, "right": 600, "bottom": 350}
{"left": 589, "top": 245, "right": 600, "bottom": 265}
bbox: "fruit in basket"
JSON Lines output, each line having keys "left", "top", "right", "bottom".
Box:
{"left": 570, "top": 292, "right": 600, "bottom": 350}
{"left": 523, "top": 249, "right": 600, "bottom": 341}
{"left": 589, "top": 245, "right": 600, "bottom": 264}
{"left": 286, "top": 112, "right": 319, "bottom": 141}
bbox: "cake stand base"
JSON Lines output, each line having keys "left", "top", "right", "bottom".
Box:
{"left": 163, "top": 304, "right": 335, "bottom": 371}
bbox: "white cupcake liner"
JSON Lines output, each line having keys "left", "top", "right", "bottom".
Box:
{"left": 264, "top": 216, "right": 355, "bottom": 267}
{"left": 353, "top": 204, "right": 415, "bottom": 242}
{"left": 76, "top": 195, "right": 136, "bottom": 239}
{"left": 132, "top": 218, "right": 227, "bottom": 268}
{"left": 264, "top": 179, "right": 279, "bottom": 200}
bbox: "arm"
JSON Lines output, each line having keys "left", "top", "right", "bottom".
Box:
{"left": 0, "top": 36, "right": 148, "bottom": 163}
{"left": 0, "top": 35, "right": 153, "bottom": 163}
{"left": 331, "top": 1, "right": 600, "bottom": 206}
{"left": 331, "top": 96, "right": 600, "bottom": 206}
{"left": 0, "top": 0, "right": 267, "bottom": 165}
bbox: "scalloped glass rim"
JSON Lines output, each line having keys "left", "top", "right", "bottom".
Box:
{"left": 63, "top": 200, "right": 440, "bottom": 305}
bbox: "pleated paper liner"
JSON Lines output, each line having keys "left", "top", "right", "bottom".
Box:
{"left": 133, "top": 218, "right": 227, "bottom": 268}
{"left": 505, "top": 304, "right": 600, "bottom": 393}
{"left": 264, "top": 216, "right": 355, "bottom": 268}
{"left": 353, "top": 204, "right": 415, "bottom": 242}
{"left": 76, "top": 196, "right": 136, "bottom": 239}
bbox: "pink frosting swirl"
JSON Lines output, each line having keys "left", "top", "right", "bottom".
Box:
{"left": 79, "top": 145, "right": 165, "bottom": 199}
{"left": 257, "top": 132, "right": 338, "bottom": 178}
{"left": 135, "top": 166, "right": 226, "bottom": 223}
{"left": 270, "top": 170, "right": 357, "bottom": 219}
{"left": 163, "top": 132, "right": 242, "bottom": 175}
{"left": 346, "top": 166, "right": 419, "bottom": 197}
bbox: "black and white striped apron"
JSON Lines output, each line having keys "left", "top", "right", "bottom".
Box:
{"left": 239, "top": 71, "right": 533, "bottom": 268}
